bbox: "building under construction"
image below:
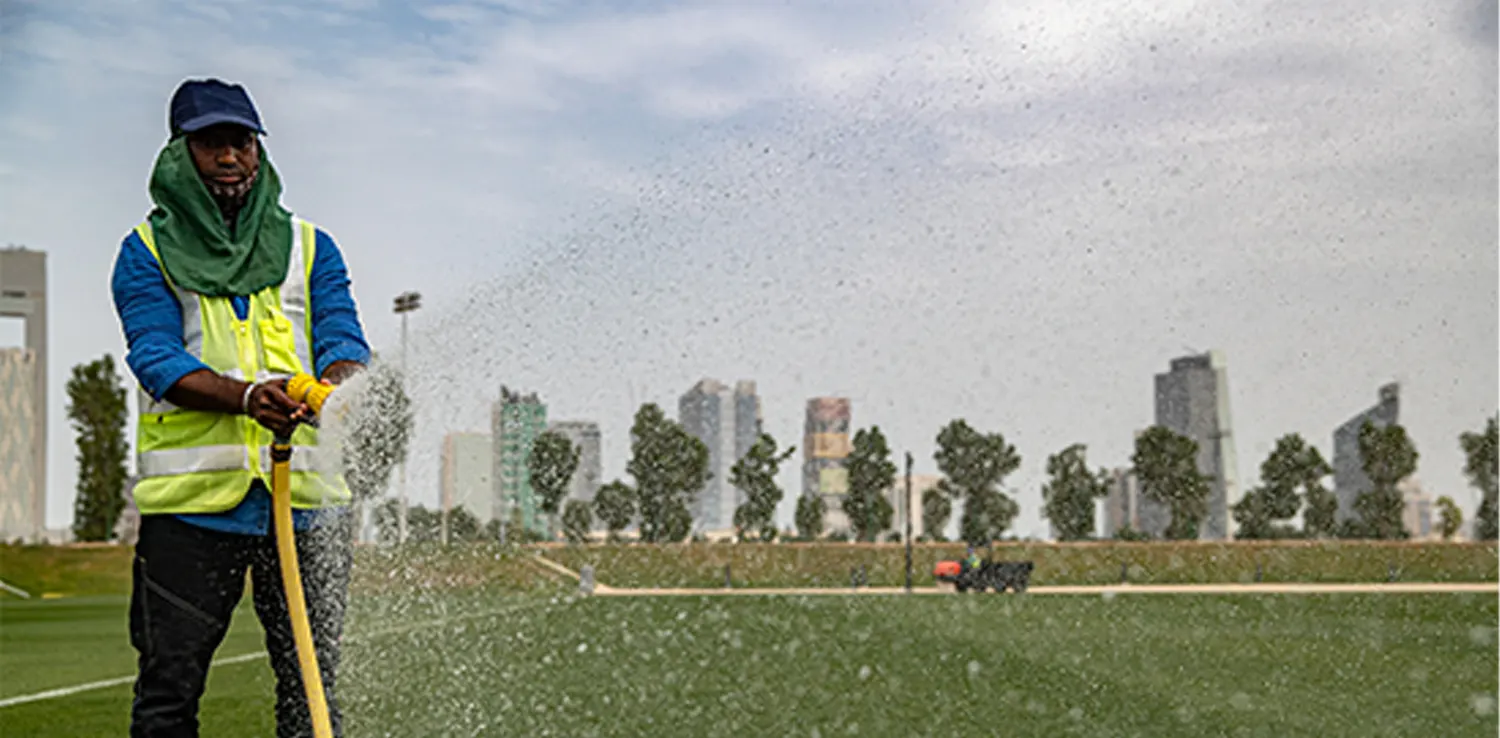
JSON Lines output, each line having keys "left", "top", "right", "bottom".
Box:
{"left": 492, "top": 386, "right": 548, "bottom": 537}
{"left": 802, "top": 397, "right": 852, "bottom": 534}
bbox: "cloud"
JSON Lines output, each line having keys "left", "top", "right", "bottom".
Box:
{"left": 1, "top": 0, "right": 1493, "bottom": 536}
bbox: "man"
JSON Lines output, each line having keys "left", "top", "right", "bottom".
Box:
{"left": 111, "top": 78, "right": 371, "bottom": 737}
{"left": 963, "top": 545, "right": 982, "bottom": 573}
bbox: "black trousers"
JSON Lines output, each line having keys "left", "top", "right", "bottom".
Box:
{"left": 129, "top": 512, "right": 352, "bottom": 738}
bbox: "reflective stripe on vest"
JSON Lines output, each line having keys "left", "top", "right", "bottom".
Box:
{"left": 130, "top": 217, "right": 351, "bottom": 514}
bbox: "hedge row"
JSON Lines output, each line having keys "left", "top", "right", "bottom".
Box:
{"left": 538, "top": 541, "right": 1500, "bottom": 589}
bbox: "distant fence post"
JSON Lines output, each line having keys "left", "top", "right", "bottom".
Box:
{"left": 1119, "top": 562, "right": 1129, "bottom": 584}
{"left": 1387, "top": 563, "right": 1398, "bottom": 583}
{"left": 1254, "top": 562, "right": 1263, "bottom": 583}
{"left": 579, "top": 565, "right": 595, "bottom": 596}
{"left": 724, "top": 564, "right": 732, "bottom": 589}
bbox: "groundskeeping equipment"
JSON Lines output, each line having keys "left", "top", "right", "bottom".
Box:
{"left": 275, "top": 373, "right": 341, "bottom": 738}
{"left": 933, "top": 557, "right": 1034, "bottom": 593}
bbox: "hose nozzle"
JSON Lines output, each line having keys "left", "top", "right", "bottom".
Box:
{"left": 286, "top": 374, "right": 336, "bottom": 416}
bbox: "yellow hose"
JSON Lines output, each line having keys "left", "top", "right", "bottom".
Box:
{"left": 275, "top": 374, "right": 338, "bottom": 738}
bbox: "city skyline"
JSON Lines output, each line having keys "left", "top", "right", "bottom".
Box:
{"left": 435, "top": 370, "right": 1450, "bottom": 542}
{"left": 4, "top": 1, "right": 1494, "bottom": 538}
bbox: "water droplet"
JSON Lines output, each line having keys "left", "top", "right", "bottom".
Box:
{"left": 967, "top": 660, "right": 981, "bottom": 679}
{"left": 1472, "top": 694, "right": 1497, "bottom": 716}
{"left": 1229, "top": 692, "right": 1252, "bottom": 710}
{"left": 858, "top": 665, "right": 873, "bottom": 681}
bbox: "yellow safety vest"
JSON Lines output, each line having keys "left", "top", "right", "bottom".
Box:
{"left": 131, "top": 217, "right": 351, "bottom": 515}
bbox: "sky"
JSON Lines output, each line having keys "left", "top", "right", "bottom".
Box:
{"left": 1, "top": 0, "right": 1495, "bottom": 537}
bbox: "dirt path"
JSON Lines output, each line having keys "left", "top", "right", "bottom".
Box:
{"left": 589, "top": 582, "right": 1498, "bottom": 597}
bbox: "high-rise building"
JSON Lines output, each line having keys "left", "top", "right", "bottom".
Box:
{"left": 492, "top": 387, "right": 548, "bottom": 536}
{"left": 1332, "top": 383, "right": 1401, "bottom": 524}
{"left": 1100, "top": 467, "right": 1170, "bottom": 539}
{"left": 0, "top": 348, "right": 39, "bottom": 541}
{"left": 679, "top": 379, "right": 761, "bottom": 533}
{"left": 1154, "top": 351, "right": 1240, "bottom": 540}
{"left": 442, "top": 432, "right": 494, "bottom": 526}
{"left": 803, "top": 397, "right": 852, "bottom": 535}
{"left": 547, "top": 420, "right": 603, "bottom": 511}
{"left": 0, "top": 248, "right": 46, "bottom": 541}
{"left": 887, "top": 473, "right": 941, "bottom": 541}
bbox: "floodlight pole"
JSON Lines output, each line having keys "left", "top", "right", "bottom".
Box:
{"left": 904, "top": 451, "right": 913, "bottom": 593}
{"left": 393, "top": 291, "right": 422, "bottom": 545}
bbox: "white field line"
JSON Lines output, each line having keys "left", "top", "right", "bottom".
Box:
{"left": 0, "top": 653, "right": 264, "bottom": 708}
{"left": 0, "top": 598, "right": 546, "bottom": 709}
{"left": 0, "top": 579, "right": 32, "bottom": 599}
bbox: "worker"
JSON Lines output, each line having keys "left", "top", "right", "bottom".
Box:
{"left": 964, "top": 545, "right": 982, "bottom": 573}
{"left": 111, "top": 78, "right": 371, "bottom": 737}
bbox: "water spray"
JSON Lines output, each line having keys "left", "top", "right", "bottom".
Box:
{"left": 275, "top": 373, "right": 339, "bottom": 738}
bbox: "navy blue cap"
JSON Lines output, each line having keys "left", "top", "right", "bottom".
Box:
{"left": 168, "top": 78, "right": 266, "bottom": 137}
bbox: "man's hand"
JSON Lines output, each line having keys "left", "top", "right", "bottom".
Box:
{"left": 165, "top": 370, "right": 312, "bottom": 438}
{"left": 247, "top": 381, "right": 312, "bottom": 439}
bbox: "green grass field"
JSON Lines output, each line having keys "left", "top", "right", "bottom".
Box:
{"left": 3, "top": 587, "right": 1496, "bottom": 737}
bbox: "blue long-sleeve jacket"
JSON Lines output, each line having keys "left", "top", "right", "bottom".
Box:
{"left": 111, "top": 223, "right": 372, "bottom": 535}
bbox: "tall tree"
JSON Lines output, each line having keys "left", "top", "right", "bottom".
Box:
{"left": 1041, "top": 444, "right": 1108, "bottom": 541}
{"left": 934, "top": 419, "right": 1022, "bottom": 545}
{"left": 842, "top": 427, "right": 898, "bottom": 542}
{"left": 960, "top": 489, "right": 1018, "bottom": 546}
{"left": 1235, "top": 434, "right": 1332, "bottom": 539}
{"left": 1352, "top": 421, "right": 1418, "bottom": 540}
{"left": 731, "top": 433, "right": 795, "bottom": 542}
{"left": 921, "top": 483, "right": 954, "bottom": 542}
{"left": 1132, "top": 426, "right": 1210, "bottom": 540}
{"left": 562, "top": 499, "right": 593, "bottom": 544}
{"left": 1461, "top": 416, "right": 1498, "bottom": 541}
{"left": 528, "top": 430, "right": 580, "bottom": 538}
{"left": 795, "top": 494, "right": 825, "bottom": 540}
{"left": 625, "top": 404, "right": 709, "bottom": 543}
{"left": 67, "top": 355, "right": 129, "bottom": 542}
{"left": 1436, "top": 496, "right": 1463, "bottom": 541}
{"left": 593, "top": 480, "right": 635, "bottom": 543}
